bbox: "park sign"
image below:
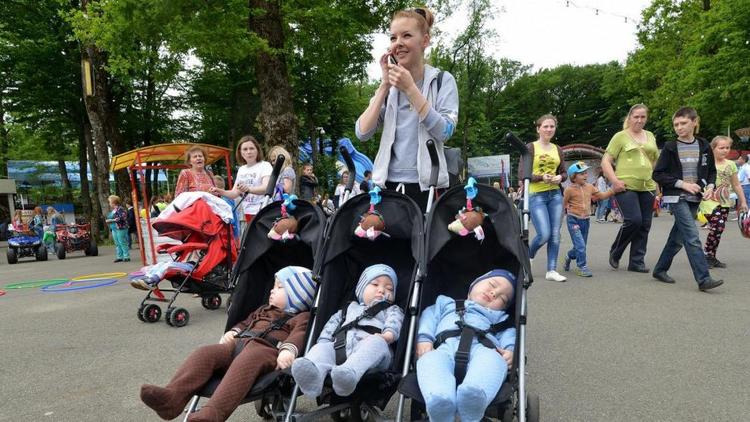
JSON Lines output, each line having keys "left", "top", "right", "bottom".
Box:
{"left": 467, "top": 155, "right": 512, "bottom": 179}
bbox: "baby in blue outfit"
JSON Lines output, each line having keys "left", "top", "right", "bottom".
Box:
{"left": 292, "top": 264, "right": 404, "bottom": 397}
{"left": 416, "top": 269, "right": 517, "bottom": 422}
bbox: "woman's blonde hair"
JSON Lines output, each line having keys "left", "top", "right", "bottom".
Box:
{"left": 108, "top": 195, "right": 122, "bottom": 205}
{"left": 212, "top": 175, "right": 225, "bottom": 189}
{"left": 622, "top": 104, "right": 649, "bottom": 130}
{"left": 236, "top": 135, "right": 264, "bottom": 165}
{"left": 184, "top": 145, "right": 208, "bottom": 165}
{"left": 267, "top": 145, "right": 292, "bottom": 168}
{"left": 710, "top": 135, "right": 732, "bottom": 149}
{"left": 393, "top": 7, "right": 435, "bottom": 35}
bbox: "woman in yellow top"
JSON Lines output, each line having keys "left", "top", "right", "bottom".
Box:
{"left": 522, "top": 114, "right": 568, "bottom": 282}
{"left": 601, "top": 104, "right": 658, "bottom": 272}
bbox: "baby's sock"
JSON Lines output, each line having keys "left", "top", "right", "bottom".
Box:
{"left": 456, "top": 384, "right": 488, "bottom": 422}
{"left": 291, "top": 357, "right": 325, "bottom": 397}
{"left": 330, "top": 365, "right": 358, "bottom": 397}
{"left": 140, "top": 384, "right": 186, "bottom": 420}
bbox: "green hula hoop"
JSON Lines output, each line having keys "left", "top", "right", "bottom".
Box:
{"left": 4, "top": 279, "right": 69, "bottom": 289}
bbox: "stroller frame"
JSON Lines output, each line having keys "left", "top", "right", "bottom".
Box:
{"left": 283, "top": 142, "right": 441, "bottom": 422}
{"left": 137, "top": 197, "right": 236, "bottom": 327}
{"left": 394, "top": 133, "right": 539, "bottom": 422}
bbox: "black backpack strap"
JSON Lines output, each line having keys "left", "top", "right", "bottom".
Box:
{"left": 333, "top": 301, "right": 390, "bottom": 364}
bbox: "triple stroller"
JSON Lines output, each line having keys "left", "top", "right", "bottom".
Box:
{"left": 167, "top": 139, "right": 540, "bottom": 421}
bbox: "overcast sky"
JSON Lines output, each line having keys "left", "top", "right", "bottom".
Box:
{"left": 367, "top": 0, "right": 653, "bottom": 79}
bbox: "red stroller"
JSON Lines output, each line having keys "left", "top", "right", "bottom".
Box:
{"left": 136, "top": 195, "right": 237, "bottom": 327}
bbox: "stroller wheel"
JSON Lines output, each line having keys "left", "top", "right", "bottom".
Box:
{"left": 168, "top": 307, "right": 190, "bottom": 327}
{"left": 526, "top": 393, "right": 540, "bottom": 422}
{"left": 141, "top": 304, "right": 162, "bottom": 323}
{"left": 137, "top": 305, "right": 146, "bottom": 322}
{"left": 201, "top": 294, "right": 222, "bottom": 310}
{"left": 254, "top": 397, "right": 273, "bottom": 420}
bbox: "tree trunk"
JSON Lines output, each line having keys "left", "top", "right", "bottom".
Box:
{"left": 0, "top": 90, "right": 8, "bottom": 178}
{"left": 84, "top": 118, "right": 105, "bottom": 239}
{"left": 249, "top": 0, "right": 298, "bottom": 154}
{"left": 78, "top": 124, "right": 91, "bottom": 219}
{"left": 58, "top": 160, "right": 74, "bottom": 202}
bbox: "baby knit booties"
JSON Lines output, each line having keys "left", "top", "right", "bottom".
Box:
{"left": 291, "top": 357, "right": 326, "bottom": 397}
{"left": 330, "top": 365, "right": 359, "bottom": 397}
{"left": 140, "top": 384, "right": 189, "bottom": 420}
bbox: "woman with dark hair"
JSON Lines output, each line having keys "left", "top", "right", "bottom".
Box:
{"left": 601, "top": 104, "right": 658, "bottom": 272}
{"left": 211, "top": 135, "right": 271, "bottom": 224}
{"left": 521, "top": 114, "right": 568, "bottom": 282}
{"left": 355, "top": 7, "right": 459, "bottom": 211}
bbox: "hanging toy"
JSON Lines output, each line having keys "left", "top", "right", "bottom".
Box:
{"left": 448, "top": 177, "right": 487, "bottom": 241}
{"left": 355, "top": 186, "right": 389, "bottom": 240}
{"left": 268, "top": 194, "right": 299, "bottom": 241}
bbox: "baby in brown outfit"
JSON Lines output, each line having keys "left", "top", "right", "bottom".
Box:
{"left": 140, "top": 266, "right": 317, "bottom": 421}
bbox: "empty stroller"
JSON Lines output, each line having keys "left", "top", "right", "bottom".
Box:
{"left": 283, "top": 188, "right": 424, "bottom": 422}
{"left": 396, "top": 180, "right": 539, "bottom": 421}
{"left": 182, "top": 196, "right": 327, "bottom": 420}
{"left": 135, "top": 192, "right": 237, "bottom": 327}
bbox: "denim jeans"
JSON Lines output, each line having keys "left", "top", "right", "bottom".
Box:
{"left": 653, "top": 199, "right": 711, "bottom": 284}
{"left": 529, "top": 189, "right": 563, "bottom": 271}
{"left": 565, "top": 215, "right": 590, "bottom": 270}
{"left": 595, "top": 198, "right": 610, "bottom": 221}
{"left": 609, "top": 190, "right": 655, "bottom": 267}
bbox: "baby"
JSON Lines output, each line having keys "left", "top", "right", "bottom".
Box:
{"left": 139, "top": 266, "right": 316, "bottom": 422}
{"left": 291, "top": 264, "right": 404, "bottom": 397}
{"left": 416, "top": 269, "right": 517, "bottom": 422}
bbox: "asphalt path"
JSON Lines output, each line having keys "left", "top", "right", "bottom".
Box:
{"left": 0, "top": 214, "right": 748, "bottom": 421}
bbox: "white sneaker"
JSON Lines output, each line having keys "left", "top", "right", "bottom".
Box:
{"left": 545, "top": 270, "right": 567, "bottom": 282}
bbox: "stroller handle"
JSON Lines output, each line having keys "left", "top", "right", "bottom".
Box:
{"left": 339, "top": 146, "right": 357, "bottom": 192}
{"left": 265, "top": 155, "right": 286, "bottom": 197}
{"left": 427, "top": 139, "right": 439, "bottom": 187}
{"left": 506, "top": 132, "right": 532, "bottom": 181}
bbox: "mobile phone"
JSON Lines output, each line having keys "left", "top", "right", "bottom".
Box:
{"left": 388, "top": 54, "right": 398, "bottom": 65}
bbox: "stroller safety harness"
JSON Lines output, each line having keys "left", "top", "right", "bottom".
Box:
{"left": 234, "top": 314, "right": 294, "bottom": 356}
{"left": 332, "top": 300, "right": 392, "bottom": 365}
{"left": 431, "top": 300, "right": 513, "bottom": 384}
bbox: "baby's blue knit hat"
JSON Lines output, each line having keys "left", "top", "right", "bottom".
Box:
{"left": 275, "top": 266, "right": 316, "bottom": 313}
{"left": 355, "top": 264, "right": 398, "bottom": 304}
{"left": 469, "top": 269, "right": 517, "bottom": 294}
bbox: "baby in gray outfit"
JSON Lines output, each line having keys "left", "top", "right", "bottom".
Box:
{"left": 291, "top": 264, "right": 404, "bottom": 397}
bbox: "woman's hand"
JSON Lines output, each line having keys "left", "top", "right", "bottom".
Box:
{"left": 551, "top": 175, "right": 562, "bottom": 185}
{"left": 379, "top": 53, "right": 392, "bottom": 89}
{"left": 219, "top": 330, "right": 237, "bottom": 345}
{"left": 387, "top": 63, "right": 415, "bottom": 92}
{"left": 611, "top": 178, "right": 627, "bottom": 193}
{"left": 276, "top": 349, "right": 295, "bottom": 370}
{"left": 416, "top": 341, "right": 434, "bottom": 358}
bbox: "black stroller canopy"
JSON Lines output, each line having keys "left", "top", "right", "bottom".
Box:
{"left": 312, "top": 191, "right": 423, "bottom": 368}
{"left": 422, "top": 184, "right": 528, "bottom": 311}
{"left": 225, "top": 200, "right": 325, "bottom": 331}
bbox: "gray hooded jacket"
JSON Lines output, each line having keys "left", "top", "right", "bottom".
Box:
{"left": 355, "top": 65, "right": 459, "bottom": 191}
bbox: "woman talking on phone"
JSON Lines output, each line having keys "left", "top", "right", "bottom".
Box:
{"left": 355, "top": 7, "right": 459, "bottom": 211}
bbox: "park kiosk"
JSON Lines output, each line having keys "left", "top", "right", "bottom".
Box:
{"left": 110, "top": 143, "right": 233, "bottom": 266}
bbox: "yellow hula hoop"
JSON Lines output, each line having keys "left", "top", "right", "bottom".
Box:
{"left": 70, "top": 272, "right": 128, "bottom": 282}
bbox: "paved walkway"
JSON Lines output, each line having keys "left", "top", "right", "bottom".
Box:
{"left": 0, "top": 215, "right": 747, "bottom": 421}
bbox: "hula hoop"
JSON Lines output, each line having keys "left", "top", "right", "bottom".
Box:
{"left": 0, "top": 289, "right": 6, "bottom": 296}
{"left": 70, "top": 272, "right": 127, "bottom": 282}
{"left": 41, "top": 279, "right": 119, "bottom": 292}
{"left": 4, "top": 279, "right": 69, "bottom": 290}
